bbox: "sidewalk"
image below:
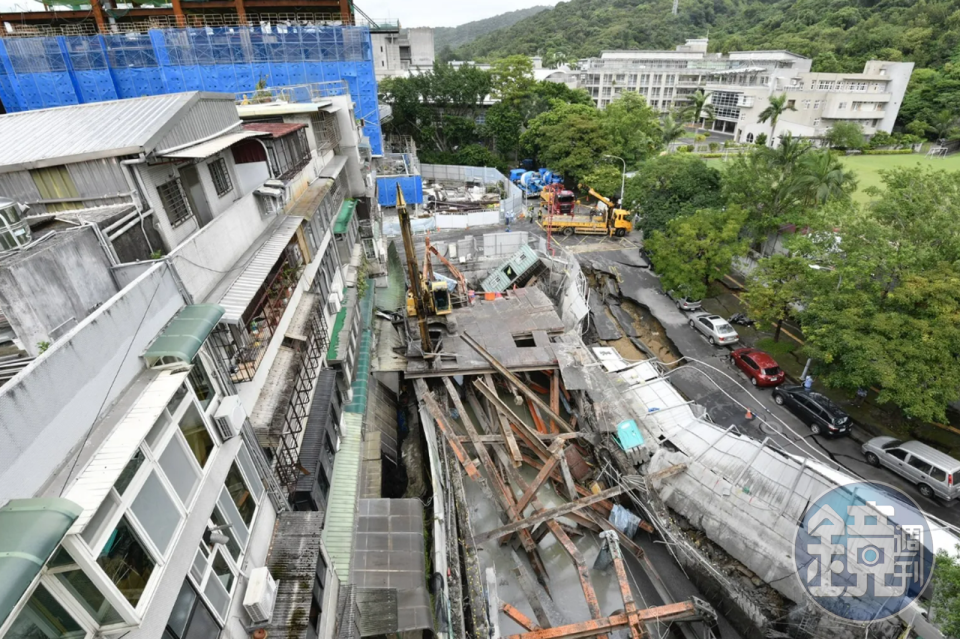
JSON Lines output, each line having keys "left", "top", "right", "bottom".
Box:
{"left": 703, "top": 276, "right": 960, "bottom": 458}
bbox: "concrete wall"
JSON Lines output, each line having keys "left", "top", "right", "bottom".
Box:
{"left": 167, "top": 192, "right": 271, "bottom": 303}
{"left": 329, "top": 95, "right": 365, "bottom": 198}
{"left": 139, "top": 162, "right": 202, "bottom": 250}
{"left": 236, "top": 161, "right": 270, "bottom": 196}
{"left": 406, "top": 28, "right": 435, "bottom": 67}
{"left": 371, "top": 33, "right": 403, "bottom": 79}
{"left": 0, "top": 226, "right": 119, "bottom": 355}
{"left": 0, "top": 262, "right": 185, "bottom": 503}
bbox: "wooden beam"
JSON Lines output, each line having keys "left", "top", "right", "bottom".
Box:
{"left": 515, "top": 440, "right": 565, "bottom": 515}
{"left": 550, "top": 371, "right": 561, "bottom": 435}
{"left": 528, "top": 397, "right": 548, "bottom": 434}
{"left": 455, "top": 434, "right": 579, "bottom": 444}
{"left": 462, "top": 332, "right": 574, "bottom": 433}
{"left": 469, "top": 486, "right": 629, "bottom": 546}
{"left": 584, "top": 511, "right": 645, "bottom": 560}
{"left": 558, "top": 452, "right": 579, "bottom": 502}
{"left": 507, "top": 602, "right": 701, "bottom": 639}
{"left": 550, "top": 522, "right": 606, "bottom": 638}
{"left": 601, "top": 531, "right": 643, "bottom": 639}
{"left": 415, "top": 380, "right": 485, "bottom": 486}
{"left": 474, "top": 379, "right": 551, "bottom": 460}
{"left": 521, "top": 455, "right": 613, "bottom": 515}
{"left": 502, "top": 603, "right": 541, "bottom": 632}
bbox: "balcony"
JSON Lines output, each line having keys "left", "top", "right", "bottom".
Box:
{"left": 236, "top": 80, "right": 348, "bottom": 106}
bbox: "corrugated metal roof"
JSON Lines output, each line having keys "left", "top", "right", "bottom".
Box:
{"left": 321, "top": 411, "right": 363, "bottom": 583}
{"left": 264, "top": 511, "right": 324, "bottom": 639}
{"left": 64, "top": 369, "right": 189, "bottom": 533}
{"left": 218, "top": 216, "right": 303, "bottom": 324}
{"left": 295, "top": 369, "right": 339, "bottom": 493}
{"left": 158, "top": 130, "right": 264, "bottom": 159}
{"left": 0, "top": 93, "right": 231, "bottom": 173}
{"left": 242, "top": 122, "right": 307, "bottom": 139}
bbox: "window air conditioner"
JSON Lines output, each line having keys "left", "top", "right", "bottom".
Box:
{"left": 213, "top": 395, "right": 246, "bottom": 441}
{"left": 243, "top": 566, "right": 278, "bottom": 624}
{"left": 254, "top": 185, "right": 285, "bottom": 216}
{"left": 327, "top": 292, "right": 341, "bottom": 316}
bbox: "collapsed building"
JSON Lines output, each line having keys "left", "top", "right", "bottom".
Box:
{"left": 370, "top": 225, "right": 950, "bottom": 639}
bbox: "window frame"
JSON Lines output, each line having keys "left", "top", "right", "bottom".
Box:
{"left": 157, "top": 177, "right": 194, "bottom": 228}
{"left": 207, "top": 157, "right": 234, "bottom": 198}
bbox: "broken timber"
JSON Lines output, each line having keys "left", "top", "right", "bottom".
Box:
{"left": 505, "top": 601, "right": 704, "bottom": 639}
{"left": 502, "top": 604, "right": 540, "bottom": 632}
{"left": 514, "top": 439, "right": 565, "bottom": 515}
{"left": 468, "top": 485, "right": 629, "bottom": 546}
{"left": 462, "top": 332, "right": 574, "bottom": 433}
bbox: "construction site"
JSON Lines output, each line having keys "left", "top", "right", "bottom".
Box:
{"left": 359, "top": 181, "right": 947, "bottom": 639}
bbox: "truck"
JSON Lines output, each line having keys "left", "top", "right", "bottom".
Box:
{"left": 541, "top": 207, "right": 632, "bottom": 237}
{"left": 539, "top": 183, "right": 576, "bottom": 216}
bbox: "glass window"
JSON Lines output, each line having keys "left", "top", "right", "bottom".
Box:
{"left": 160, "top": 437, "right": 201, "bottom": 505}
{"left": 131, "top": 471, "right": 181, "bottom": 556}
{"left": 179, "top": 404, "right": 214, "bottom": 468}
{"left": 167, "top": 581, "right": 198, "bottom": 638}
{"left": 55, "top": 566, "right": 124, "bottom": 625}
{"left": 187, "top": 361, "right": 215, "bottom": 410}
{"left": 211, "top": 552, "right": 235, "bottom": 592}
{"left": 210, "top": 507, "right": 242, "bottom": 561}
{"left": 888, "top": 449, "right": 909, "bottom": 461}
{"left": 114, "top": 449, "right": 145, "bottom": 495}
{"left": 907, "top": 457, "right": 933, "bottom": 475}
{"left": 167, "top": 384, "right": 188, "bottom": 416}
{"left": 95, "top": 516, "right": 155, "bottom": 607}
{"left": 146, "top": 411, "right": 172, "bottom": 450}
{"left": 7, "top": 585, "right": 84, "bottom": 639}
{"left": 81, "top": 492, "right": 119, "bottom": 550}
{"left": 182, "top": 597, "right": 220, "bottom": 639}
{"left": 235, "top": 444, "right": 264, "bottom": 502}
{"left": 930, "top": 467, "right": 947, "bottom": 482}
{"left": 203, "top": 575, "right": 229, "bottom": 618}
{"left": 224, "top": 463, "right": 255, "bottom": 526}
{"left": 165, "top": 580, "right": 221, "bottom": 639}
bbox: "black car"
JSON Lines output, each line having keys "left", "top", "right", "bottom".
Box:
{"left": 771, "top": 385, "right": 852, "bottom": 436}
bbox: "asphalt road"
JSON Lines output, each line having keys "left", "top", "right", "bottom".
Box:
{"left": 576, "top": 245, "right": 960, "bottom": 530}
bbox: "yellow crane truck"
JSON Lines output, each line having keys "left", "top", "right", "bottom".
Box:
{"left": 540, "top": 186, "right": 633, "bottom": 236}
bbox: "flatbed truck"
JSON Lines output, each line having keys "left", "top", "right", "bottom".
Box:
{"left": 541, "top": 208, "right": 632, "bottom": 237}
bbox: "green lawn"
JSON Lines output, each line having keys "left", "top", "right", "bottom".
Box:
{"left": 706, "top": 152, "right": 960, "bottom": 205}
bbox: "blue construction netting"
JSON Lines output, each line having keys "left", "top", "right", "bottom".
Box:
{"left": 376, "top": 175, "right": 423, "bottom": 207}
{"left": 0, "top": 25, "right": 383, "bottom": 155}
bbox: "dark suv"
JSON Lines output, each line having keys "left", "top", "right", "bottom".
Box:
{"left": 772, "top": 385, "right": 852, "bottom": 436}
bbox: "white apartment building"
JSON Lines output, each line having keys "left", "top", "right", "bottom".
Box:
{"left": 0, "top": 86, "right": 377, "bottom": 639}
{"left": 371, "top": 27, "right": 436, "bottom": 80}
{"left": 578, "top": 39, "right": 913, "bottom": 141}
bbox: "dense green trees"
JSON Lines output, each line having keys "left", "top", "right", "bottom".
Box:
{"left": 823, "top": 122, "right": 865, "bottom": 151}
{"left": 623, "top": 155, "right": 724, "bottom": 235}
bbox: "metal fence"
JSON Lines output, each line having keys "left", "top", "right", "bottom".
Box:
{"left": 420, "top": 163, "right": 524, "bottom": 217}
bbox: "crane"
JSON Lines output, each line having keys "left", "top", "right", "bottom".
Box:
{"left": 424, "top": 235, "right": 468, "bottom": 297}
{"left": 396, "top": 183, "right": 433, "bottom": 354}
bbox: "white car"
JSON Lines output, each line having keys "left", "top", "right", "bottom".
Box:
{"left": 689, "top": 313, "right": 739, "bottom": 346}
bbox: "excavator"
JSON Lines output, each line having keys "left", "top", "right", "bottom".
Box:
{"left": 396, "top": 184, "right": 470, "bottom": 353}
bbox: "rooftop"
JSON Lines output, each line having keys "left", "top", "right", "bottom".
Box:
{"left": 0, "top": 92, "right": 238, "bottom": 173}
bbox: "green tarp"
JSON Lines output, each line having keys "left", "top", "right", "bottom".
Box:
{"left": 0, "top": 498, "right": 82, "bottom": 626}
{"left": 333, "top": 199, "right": 357, "bottom": 234}
{"left": 144, "top": 304, "right": 225, "bottom": 367}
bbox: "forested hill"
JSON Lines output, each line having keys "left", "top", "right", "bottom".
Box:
{"left": 453, "top": 0, "right": 960, "bottom": 74}
{"left": 433, "top": 6, "right": 551, "bottom": 52}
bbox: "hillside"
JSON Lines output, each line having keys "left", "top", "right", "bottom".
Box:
{"left": 434, "top": 6, "right": 551, "bottom": 52}
{"left": 454, "top": 0, "right": 960, "bottom": 74}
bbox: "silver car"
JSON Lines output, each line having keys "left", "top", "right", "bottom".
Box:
{"left": 688, "top": 313, "right": 739, "bottom": 346}
{"left": 667, "top": 289, "right": 702, "bottom": 311}
{"left": 862, "top": 437, "right": 960, "bottom": 500}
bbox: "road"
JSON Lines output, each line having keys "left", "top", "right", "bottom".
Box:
{"left": 574, "top": 243, "right": 960, "bottom": 530}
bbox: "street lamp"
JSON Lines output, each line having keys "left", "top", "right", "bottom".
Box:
{"left": 602, "top": 154, "right": 626, "bottom": 206}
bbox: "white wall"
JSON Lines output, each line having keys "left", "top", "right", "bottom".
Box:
{"left": 236, "top": 162, "right": 270, "bottom": 196}
{"left": 0, "top": 263, "right": 185, "bottom": 504}
{"left": 139, "top": 163, "right": 201, "bottom": 251}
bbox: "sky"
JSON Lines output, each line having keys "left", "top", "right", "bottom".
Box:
{"left": 355, "top": 0, "right": 561, "bottom": 28}
{"left": 0, "top": 0, "right": 559, "bottom": 25}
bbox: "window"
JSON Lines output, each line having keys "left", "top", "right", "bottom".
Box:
{"left": 813, "top": 118, "right": 821, "bottom": 127}
{"left": 741, "top": 356, "right": 759, "bottom": 370}
{"left": 838, "top": 102, "right": 847, "bottom": 110}
{"left": 207, "top": 158, "right": 233, "bottom": 197}
{"left": 7, "top": 585, "right": 85, "bottom": 639}
{"left": 907, "top": 457, "right": 933, "bottom": 475}
{"left": 888, "top": 449, "right": 909, "bottom": 461}
{"left": 665, "top": 74, "right": 675, "bottom": 84}
{"left": 186, "top": 358, "right": 217, "bottom": 410}
{"left": 801, "top": 100, "right": 811, "bottom": 110}
{"left": 164, "top": 580, "right": 221, "bottom": 639}
{"left": 813, "top": 100, "right": 821, "bottom": 110}
{"left": 95, "top": 516, "right": 156, "bottom": 607}
{"left": 930, "top": 467, "right": 947, "bottom": 482}
{"left": 746, "top": 133, "right": 754, "bottom": 143}
{"left": 787, "top": 99, "right": 796, "bottom": 108}
{"left": 157, "top": 178, "right": 193, "bottom": 228}
{"left": 225, "top": 462, "right": 255, "bottom": 526}
{"left": 48, "top": 548, "right": 125, "bottom": 626}
{"left": 653, "top": 74, "right": 663, "bottom": 84}
{"left": 179, "top": 404, "right": 214, "bottom": 468}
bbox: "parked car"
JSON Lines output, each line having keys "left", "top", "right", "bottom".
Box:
{"left": 688, "top": 314, "right": 739, "bottom": 346}
{"left": 862, "top": 437, "right": 960, "bottom": 500}
{"left": 730, "top": 348, "right": 785, "bottom": 387}
{"left": 667, "top": 289, "right": 702, "bottom": 312}
{"left": 771, "top": 385, "right": 851, "bottom": 436}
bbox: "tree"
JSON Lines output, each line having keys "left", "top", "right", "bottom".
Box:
{"left": 659, "top": 113, "right": 686, "bottom": 145}
{"left": 601, "top": 91, "right": 663, "bottom": 167}
{"left": 456, "top": 144, "right": 501, "bottom": 169}
{"left": 743, "top": 255, "right": 809, "bottom": 342}
{"left": 824, "top": 121, "right": 865, "bottom": 150}
{"left": 758, "top": 94, "right": 797, "bottom": 146}
{"left": 723, "top": 143, "right": 807, "bottom": 234}
{"left": 644, "top": 207, "right": 749, "bottom": 300}
{"left": 580, "top": 164, "right": 622, "bottom": 200}
{"left": 681, "top": 89, "right": 715, "bottom": 137}
{"left": 490, "top": 55, "right": 536, "bottom": 103}
{"left": 928, "top": 109, "right": 960, "bottom": 143}
{"left": 932, "top": 549, "right": 960, "bottom": 639}
{"left": 484, "top": 102, "right": 525, "bottom": 163}
{"left": 796, "top": 150, "right": 858, "bottom": 206}
{"left": 625, "top": 154, "right": 724, "bottom": 234}
{"left": 521, "top": 103, "right": 612, "bottom": 183}
{"left": 754, "top": 133, "right": 768, "bottom": 147}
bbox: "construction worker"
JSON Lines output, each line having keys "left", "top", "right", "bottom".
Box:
{"left": 803, "top": 375, "right": 814, "bottom": 392}
{"left": 537, "top": 207, "right": 543, "bottom": 223}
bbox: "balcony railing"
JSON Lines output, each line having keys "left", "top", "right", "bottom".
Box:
{"left": 236, "top": 80, "right": 348, "bottom": 106}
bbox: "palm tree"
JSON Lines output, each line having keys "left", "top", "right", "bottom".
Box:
{"left": 796, "top": 150, "right": 857, "bottom": 206}
{"left": 681, "top": 89, "right": 715, "bottom": 137}
{"left": 660, "top": 113, "right": 686, "bottom": 146}
{"left": 757, "top": 94, "right": 797, "bottom": 147}
{"left": 767, "top": 133, "right": 810, "bottom": 168}
{"left": 928, "top": 110, "right": 960, "bottom": 144}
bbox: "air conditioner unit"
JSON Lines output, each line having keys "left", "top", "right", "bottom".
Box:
{"left": 254, "top": 185, "right": 285, "bottom": 216}
{"left": 327, "top": 292, "right": 342, "bottom": 316}
{"left": 243, "top": 566, "right": 278, "bottom": 624}
{"left": 213, "top": 395, "right": 246, "bottom": 441}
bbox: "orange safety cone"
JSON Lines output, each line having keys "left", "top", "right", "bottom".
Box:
{"left": 745, "top": 408, "right": 754, "bottom": 420}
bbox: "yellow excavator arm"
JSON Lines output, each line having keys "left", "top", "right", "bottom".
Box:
{"left": 588, "top": 187, "right": 615, "bottom": 210}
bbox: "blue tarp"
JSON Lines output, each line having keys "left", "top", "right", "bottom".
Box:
{"left": 377, "top": 175, "right": 423, "bottom": 207}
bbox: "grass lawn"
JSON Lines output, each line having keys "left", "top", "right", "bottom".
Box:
{"left": 706, "top": 152, "right": 960, "bottom": 205}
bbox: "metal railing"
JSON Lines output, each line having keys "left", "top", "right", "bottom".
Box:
{"left": 236, "top": 80, "right": 348, "bottom": 105}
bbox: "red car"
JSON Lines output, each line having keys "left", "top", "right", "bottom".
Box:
{"left": 731, "top": 348, "right": 785, "bottom": 387}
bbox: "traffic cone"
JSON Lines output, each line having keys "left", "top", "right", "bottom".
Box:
{"left": 745, "top": 408, "right": 754, "bottom": 420}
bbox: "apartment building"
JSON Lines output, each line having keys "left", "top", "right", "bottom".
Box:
{"left": 577, "top": 39, "right": 912, "bottom": 141}
{"left": 0, "top": 86, "right": 376, "bottom": 639}
{"left": 371, "top": 27, "right": 436, "bottom": 80}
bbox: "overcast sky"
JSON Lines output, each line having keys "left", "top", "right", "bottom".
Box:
{"left": 0, "top": 0, "right": 559, "bottom": 26}
{"left": 355, "top": 0, "right": 561, "bottom": 28}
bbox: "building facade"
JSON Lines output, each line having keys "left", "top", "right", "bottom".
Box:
{"left": 577, "top": 39, "right": 913, "bottom": 141}
{"left": 370, "top": 27, "right": 436, "bottom": 80}
{"left": 0, "top": 86, "right": 378, "bottom": 639}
